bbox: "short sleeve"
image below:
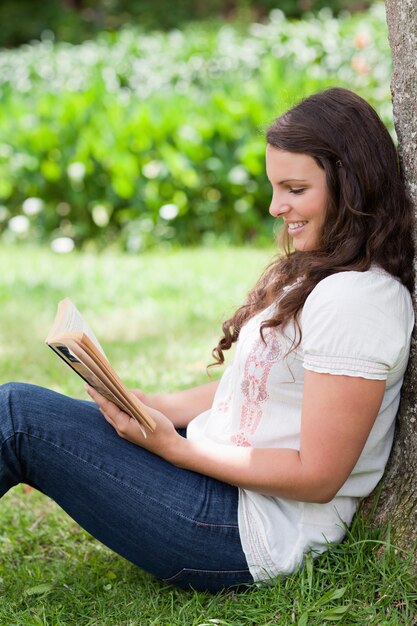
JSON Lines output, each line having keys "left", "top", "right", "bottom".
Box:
{"left": 301, "top": 271, "right": 413, "bottom": 380}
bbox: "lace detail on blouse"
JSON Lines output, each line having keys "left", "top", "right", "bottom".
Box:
{"left": 231, "top": 328, "right": 284, "bottom": 447}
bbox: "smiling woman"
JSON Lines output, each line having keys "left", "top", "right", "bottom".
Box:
{"left": 0, "top": 87, "right": 415, "bottom": 592}
{"left": 265, "top": 147, "right": 328, "bottom": 252}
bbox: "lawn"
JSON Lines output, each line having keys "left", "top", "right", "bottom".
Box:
{"left": 0, "top": 243, "right": 415, "bottom": 625}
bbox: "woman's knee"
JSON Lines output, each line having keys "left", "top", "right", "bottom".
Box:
{"left": 0, "top": 383, "right": 32, "bottom": 447}
{"left": 0, "top": 382, "right": 49, "bottom": 421}
{"left": 0, "top": 381, "right": 37, "bottom": 401}
{"left": 0, "top": 381, "right": 27, "bottom": 409}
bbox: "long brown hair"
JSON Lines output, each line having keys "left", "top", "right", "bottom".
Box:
{"left": 213, "top": 87, "right": 415, "bottom": 365}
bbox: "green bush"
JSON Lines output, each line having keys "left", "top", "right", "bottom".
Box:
{"left": 0, "top": 3, "right": 391, "bottom": 251}
{"left": 0, "top": 0, "right": 373, "bottom": 47}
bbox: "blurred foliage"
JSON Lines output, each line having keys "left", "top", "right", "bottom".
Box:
{"left": 0, "top": 3, "right": 391, "bottom": 252}
{"left": 0, "top": 0, "right": 373, "bottom": 48}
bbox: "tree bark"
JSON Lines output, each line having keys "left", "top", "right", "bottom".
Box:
{"left": 366, "top": 0, "right": 417, "bottom": 555}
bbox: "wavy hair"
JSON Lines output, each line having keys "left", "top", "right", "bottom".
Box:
{"left": 213, "top": 87, "right": 415, "bottom": 365}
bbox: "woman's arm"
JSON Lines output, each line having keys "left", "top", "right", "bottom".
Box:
{"left": 169, "top": 371, "right": 385, "bottom": 502}
{"left": 131, "top": 380, "right": 220, "bottom": 428}
{"left": 87, "top": 371, "right": 385, "bottom": 503}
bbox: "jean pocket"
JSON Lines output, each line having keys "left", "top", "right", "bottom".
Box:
{"left": 162, "top": 567, "right": 254, "bottom": 593}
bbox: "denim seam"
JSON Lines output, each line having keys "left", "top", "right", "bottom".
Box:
{"left": 14, "top": 430, "right": 240, "bottom": 530}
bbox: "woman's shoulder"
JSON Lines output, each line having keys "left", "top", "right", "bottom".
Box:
{"left": 301, "top": 268, "right": 414, "bottom": 374}
{"left": 304, "top": 267, "right": 414, "bottom": 321}
{"left": 310, "top": 267, "right": 410, "bottom": 298}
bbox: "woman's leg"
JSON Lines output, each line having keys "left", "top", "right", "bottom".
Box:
{"left": 0, "top": 382, "right": 253, "bottom": 592}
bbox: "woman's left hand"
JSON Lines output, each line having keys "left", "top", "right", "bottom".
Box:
{"left": 85, "top": 385, "right": 181, "bottom": 460}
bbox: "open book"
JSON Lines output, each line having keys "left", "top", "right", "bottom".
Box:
{"left": 45, "top": 298, "right": 156, "bottom": 432}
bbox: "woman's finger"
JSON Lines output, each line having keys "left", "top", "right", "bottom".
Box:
{"left": 86, "top": 385, "right": 130, "bottom": 430}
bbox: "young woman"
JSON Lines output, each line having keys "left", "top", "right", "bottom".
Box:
{"left": 0, "top": 88, "right": 414, "bottom": 592}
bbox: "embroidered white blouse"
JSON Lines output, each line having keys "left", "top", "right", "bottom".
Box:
{"left": 187, "top": 268, "right": 414, "bottom": 581}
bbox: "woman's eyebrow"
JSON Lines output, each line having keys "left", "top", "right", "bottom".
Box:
{"left": 278, "top": 178, "right": 308, "bottom": 184}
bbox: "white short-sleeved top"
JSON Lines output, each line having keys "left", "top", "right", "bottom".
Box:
{"left": 187, "top": 268, "right": 414, "bottom": 581}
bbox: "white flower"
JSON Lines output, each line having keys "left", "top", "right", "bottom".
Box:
{"left": 228, "top": 165, "right": 249, "bottom": 185}
{"left": 159, "top": 203, "right": 179, "bottom": 220}
{"left": 142, "top": 160, "right": 164, "bottom": 179}
{"left": 92, "top": 204, "right": 110, "bottom": 227}
{"left": 22, "top": 197, "right": 44, "bottom": 215}
{"left": 8, "top": 215, "right": 30, "bottom": 234}
{"left": 67, "top": 162, "right": 86, "bottom": 182}
{"left": 50, "top": 237, "right": 75, "bottom": 253}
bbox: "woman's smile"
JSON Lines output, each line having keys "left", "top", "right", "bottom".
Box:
{"left": 287, "top": 221, "right": 308, "bottom": 232}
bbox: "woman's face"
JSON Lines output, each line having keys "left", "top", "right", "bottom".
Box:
{"left": 266, "top": 145, "right": 329, "bottom": 252}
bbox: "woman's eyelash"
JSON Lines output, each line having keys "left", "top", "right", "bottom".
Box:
{"left": 289, "top": 188, "right": 305, "bottom": 194}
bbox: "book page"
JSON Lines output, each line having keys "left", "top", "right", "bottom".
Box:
{"left": 79, "top": 334, "right": 156, "bottom": 431}
{"left": 46, "top": 299, "right": 156, "bottom": 432}
{"left": 64, "top": 338, "right": 134, "bottom": 415}
{"left": 50, "top": 298, "right": 106, "bottom": 357}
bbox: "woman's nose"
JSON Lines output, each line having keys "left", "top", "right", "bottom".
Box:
{"left": 269, "top": 197, "right": 290, "bottom": 218}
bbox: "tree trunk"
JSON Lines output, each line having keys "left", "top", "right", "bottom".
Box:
{"left": 366, "top": 0, "right": 417, "bottom": 555}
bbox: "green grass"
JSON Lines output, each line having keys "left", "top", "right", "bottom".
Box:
{"left": 0, "top": 243, "right": 416, "bottom": 626}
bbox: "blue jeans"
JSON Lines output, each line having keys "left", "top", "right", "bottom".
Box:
{"left": 0, "top": 382, "right": 253, "bottom": 592}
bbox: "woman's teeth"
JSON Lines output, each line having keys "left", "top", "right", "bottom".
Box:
{"left": 288, "top": 221, "right": 308, "bottom": 230}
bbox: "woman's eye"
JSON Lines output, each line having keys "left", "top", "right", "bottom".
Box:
{"left": 289, "top": 188, "right": 305, "bottom": 195}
